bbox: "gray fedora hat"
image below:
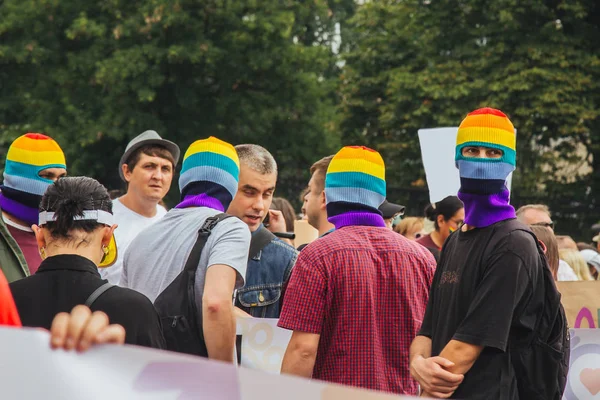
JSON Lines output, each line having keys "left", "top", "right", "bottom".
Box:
{"left": 118, "top": 130, "right": 181, "bottom": 181}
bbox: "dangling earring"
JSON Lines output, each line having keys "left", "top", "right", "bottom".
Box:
{"left": 39, "top": 247, "right": 47, "bottom": 260}
{"left": 100, "top": 245, "right": 109, "bottom": 263}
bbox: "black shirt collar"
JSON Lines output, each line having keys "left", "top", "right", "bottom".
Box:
{"left": 36, "top": 254, "right": 101, "bottom": 277}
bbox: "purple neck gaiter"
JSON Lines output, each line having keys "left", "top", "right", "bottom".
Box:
{"left": 0, "top": 192, "right": 40, "bottom": 227}
{"left": 175, "top": 193, "right": 226, "bottom": 211}
{"left": 327, "top": 211, "right": 387, "bottom": 230}
{"left": 458, "top": 183, "right": 516, "bottom": 228}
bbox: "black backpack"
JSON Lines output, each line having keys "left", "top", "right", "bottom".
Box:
{"left": 487, "top": 220, "right": 569, "bottom": 399}
{"left": 154, "top": 213, "right": 232, "bottom": 357}
{"left": 154, "top": 213, "right": 275, "bottom": 357}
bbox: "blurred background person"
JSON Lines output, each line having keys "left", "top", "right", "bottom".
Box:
{"left": 580, "top": 249, "right": 600, "bottom": 280}
{"left": 269, "top": 197, "right": 296, "bottom": 233}
{"left": 530, "top": 225, "right": 560, "bottom": 281}
{"left": 416, "top": 195, "right": 464, "bottom": 251}
{"left": 577, "top": 242, "right": 598, "bottom": 252}
{"left": 556, "top": 235, "right": 578, "bottom": 251}
{"left": 379, "top": 200, "right": 405, "bottom": 230}
{"left": 395, "top": 217, "right": 426, "bottom": 241}
{"left": 559, "top": 249, "right": 593, "bottom": 281}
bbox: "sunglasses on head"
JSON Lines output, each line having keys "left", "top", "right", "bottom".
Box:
{"left": 532, "top": 221, "right": 555, "bottom": 230}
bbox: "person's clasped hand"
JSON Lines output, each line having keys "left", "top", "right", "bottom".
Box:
{"left": 410, "top": 355, "right": 464, "bottom": 398}
{"left": 49, "top": 305, "right": 125, "bottom": 352}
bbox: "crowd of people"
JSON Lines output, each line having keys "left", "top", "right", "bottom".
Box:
{"left": 0, "top": 107, "right": 595, "bottom": 398}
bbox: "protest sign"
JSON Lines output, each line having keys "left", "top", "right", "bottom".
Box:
{"left": 557, "top": 281, "right": 600, "bottom": 328}
{"left": 236, "top": 317, "right": 292, "bottom": 374}
{"left": 418, "top": 128, "right": 461, "bottom": 204}
{"left": 564, "top": 329, "right": 600, "bottom": 400}
{"left": 0, "top": 327, "right": 415, "bottom": 400}
{"left": 294, "top": 219, "right": 318, "bottom": 247}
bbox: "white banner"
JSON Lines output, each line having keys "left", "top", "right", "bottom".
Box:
{"left": 1, "top": 326, "right": 593, "bottom": 399}
{"left": 0, "top": 327, "right": 410, "bottom": 400}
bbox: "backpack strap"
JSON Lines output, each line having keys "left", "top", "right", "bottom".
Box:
{"left": 183, "top": 213, "right": 232, "bottom": 273}
{"left": 248, "top": 227, "right": 276, "bottom": 260}
{"left": 85, "top": 282, "right": 115, "bottom": 307}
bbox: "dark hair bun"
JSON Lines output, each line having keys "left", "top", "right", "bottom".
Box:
{"left": 424, "top": 204, "right": 438, "bottom": 221}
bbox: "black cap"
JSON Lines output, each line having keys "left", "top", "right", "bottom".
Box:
{"left": 379, "top": 200, "right": 406, "bottom": 219}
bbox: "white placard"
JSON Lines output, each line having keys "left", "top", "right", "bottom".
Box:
{"left": 418, "top": 127, "right": 461, "bottom": 204}
{"left": 237, "top": 317, "right": 292, "bottom": 374}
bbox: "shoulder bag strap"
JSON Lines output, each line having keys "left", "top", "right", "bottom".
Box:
{"left": 85, "top": 282, "right": 115, "bottom": 307}
{"left": 248, "top": 227, "right": 276, "bottom": 260}
{"left": 183, "top": 213, "right": 232, "bottom": 273}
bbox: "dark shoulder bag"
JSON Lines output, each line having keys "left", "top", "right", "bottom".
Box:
{"left": 153, "top": 213, "right": 232, "bottom": 357}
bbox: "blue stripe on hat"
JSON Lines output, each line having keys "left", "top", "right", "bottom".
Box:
{"left": 324, "top": 186, "right": 385, "bottom": 209}
{"left": 456, "top": 160, "right": 515, "bottom": 180}
{"left": 3, "top": 174, "right": 51, "bottom": 196}
{"left": 325, "top": 171, "right": 386, "bottom": 198}
{"left": 179, "top": 165, "right": 239, "bottom": 198}
{"left": 181, "top": 152, "right": 240, "bottom": 180}
{"left": 455, "top": 142, "right": 516, "bottom": 166}
{"left": 4, "top": 160, "right": 66, "bottom": 184}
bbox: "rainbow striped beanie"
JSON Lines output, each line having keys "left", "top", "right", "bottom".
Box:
{"left": 0, "top": 133, "right": 66, "bottom": 226}
{"left": 455, "top": 107, "right": 517, "bottom": 227}
{"left": 176, "top": 136, "right": 239, "bottom": 211}
{"left": 324, "top": 146, "right": 387, "bottom": 229}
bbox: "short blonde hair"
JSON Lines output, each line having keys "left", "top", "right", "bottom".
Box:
{"left": 559, "top": 249, "right": 594, "bottom": 281}
{"left": 394, "top": 217, "right": 424, "bottom": 236}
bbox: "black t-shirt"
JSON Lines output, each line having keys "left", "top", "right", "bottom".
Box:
{"left": 418, "top": 219, "right": 544, "bottom": 400}
{"left": 10, "top": 254, "right": 165, "bottom": 349}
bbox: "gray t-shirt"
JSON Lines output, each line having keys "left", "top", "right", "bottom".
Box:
{"left": 121, "top": 207, "right": 250, "bottom": 313}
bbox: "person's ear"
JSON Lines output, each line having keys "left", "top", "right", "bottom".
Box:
{"left": 32, "top": 225, "right": 46, "bottom": 249}
{"left": 102, "top": 224, "right": 118, "bottom": 246}
{"left": 121, "top": 164, "right": 132, "bottom": 183}
{"left": 437, "top": 214, "right": 445, "bottom": 227}
{"left": 319, "top": 190, "right": 327, "bottom": 210}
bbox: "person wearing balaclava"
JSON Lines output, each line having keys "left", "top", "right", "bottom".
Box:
{"left": 0, "top": 133, "right": 66, "bottom": 281}
{"left": 410, "top": 108, "right": 555, "bottom": 399}
{"left": 278, "top": 145, "right": 436, "bottom": 395}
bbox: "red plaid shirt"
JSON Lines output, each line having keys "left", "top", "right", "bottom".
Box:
{"left": 279, "top": 226, "right": 436, "bottom": 395}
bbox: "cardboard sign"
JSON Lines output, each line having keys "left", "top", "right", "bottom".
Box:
{"left": 294, "top": 219, "right": 318, "bottom": 248}
{"left": 557, "top": 281, "right": 600, "bottom": 328}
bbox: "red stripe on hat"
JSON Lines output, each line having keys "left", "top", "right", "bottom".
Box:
{"left": 467, "top": 108, "right": 507, "bottom": 118}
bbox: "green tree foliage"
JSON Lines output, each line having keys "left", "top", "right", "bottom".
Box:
{"left": 0, "top": 0, "right": 342, "bottom": 205}
{"left": 340, "top": 0, "right": 600, "bottom": 237}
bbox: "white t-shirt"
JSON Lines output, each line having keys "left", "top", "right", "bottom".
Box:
{"left": 99, "top": 198, "right": 167, "bottom": 285}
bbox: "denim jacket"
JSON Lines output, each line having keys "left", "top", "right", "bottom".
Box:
{"left": 236, "top": 225, "right": 297, "bottom": 318}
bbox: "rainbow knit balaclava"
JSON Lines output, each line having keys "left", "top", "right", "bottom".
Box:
{"left": 325, "top": 146, "right": 387, "bottom": 229}
{"left": 0, "top": 133, "right": 66, "bottom": 226}
{"left": 176, "top": 136, "right": 239, "bottom": 211}
{"left": 455, "top": 107, "right": 516, "bottom": 228}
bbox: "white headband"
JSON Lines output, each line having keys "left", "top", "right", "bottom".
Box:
{"left": 38, "top": 210, "right": 114, "bottom": 226}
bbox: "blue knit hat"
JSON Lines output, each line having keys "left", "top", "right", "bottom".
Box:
{"left": 176, "top": 136, "right": 239, "bottom": 211}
